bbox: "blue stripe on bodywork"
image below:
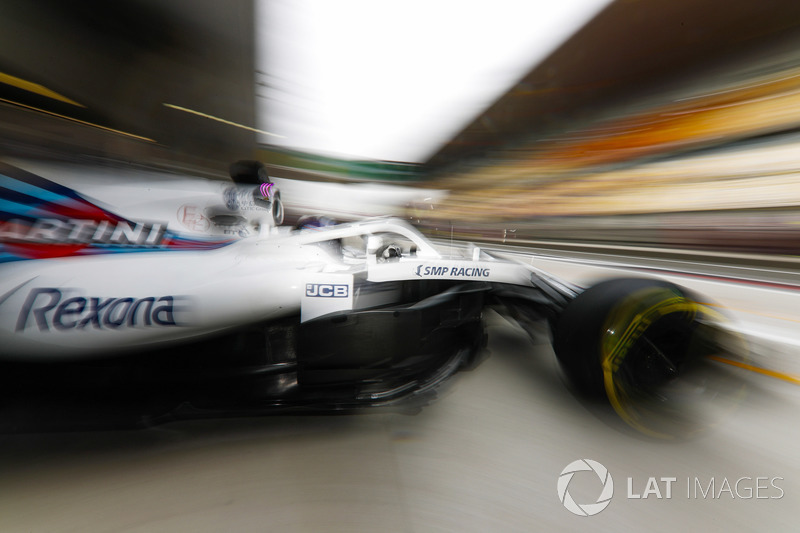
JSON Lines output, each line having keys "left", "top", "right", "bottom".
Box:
{"left": 0, "top": 197, "right": 48, "bottom": 217}
{"left": 0, "top": 175, "right": 68, "bottom": 204}
{"left": 0, "top": 162, "right": 82, "bottom": 200}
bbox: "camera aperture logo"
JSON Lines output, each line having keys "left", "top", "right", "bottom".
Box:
{"left": 557, "top": 459, "right": 614, "bottom": 516}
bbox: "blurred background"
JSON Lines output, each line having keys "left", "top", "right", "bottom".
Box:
{"left": 2, "top": 1, "right": 800, "bottom": 531}
{"left": 4, "top": 0, "right": 800, "bottom": 254}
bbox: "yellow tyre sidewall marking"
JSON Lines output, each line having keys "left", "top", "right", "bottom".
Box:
{"left": 600, "top": 287, "right": 732, "bottom": 438}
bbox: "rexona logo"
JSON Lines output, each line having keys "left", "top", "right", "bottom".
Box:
{"left": 305, "top": 284, "right": 349, "bottom": 298}
{"left": 558, "top": 459, "right": 614, "bottom": 517}
{"left": 15, "top": 288, "right": 180, "bottom": 331}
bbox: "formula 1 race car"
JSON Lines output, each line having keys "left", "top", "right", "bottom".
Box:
{"left": 0, "top": 160, "right": 743, "bottom": 435}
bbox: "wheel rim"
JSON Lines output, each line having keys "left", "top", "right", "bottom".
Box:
{"left": 600, "top": 287, "right": 747, "bottom": 438}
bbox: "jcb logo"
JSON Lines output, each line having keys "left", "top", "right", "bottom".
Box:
{"left": 305, "top": 284, "right": 349, "bottom": 298}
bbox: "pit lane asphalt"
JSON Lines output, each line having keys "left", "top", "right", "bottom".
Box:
{"left": 0, "top": 246, "right": 798, "bottom": 532}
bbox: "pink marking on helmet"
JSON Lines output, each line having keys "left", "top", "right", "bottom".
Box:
{"left": 259, "top": 182, "right": 274, "bottom": 198}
